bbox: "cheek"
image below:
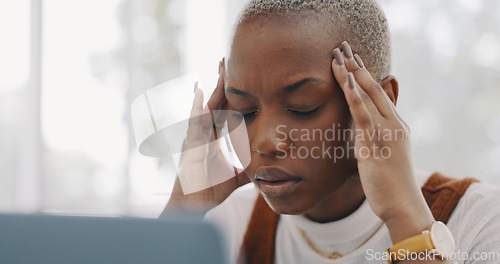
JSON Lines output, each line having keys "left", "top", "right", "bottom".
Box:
{"left": 293, "top": 102, "right": 354, "bottom": 177}
{"left": 226, "top": 117, "right": 253, "bottom": 169}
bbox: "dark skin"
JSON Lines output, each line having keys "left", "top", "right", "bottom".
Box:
{"left": 225, "top": 15, "right": 364, "bottom": 222}
{"left": 164, "top": 13, "right": 448, "bottom": 264}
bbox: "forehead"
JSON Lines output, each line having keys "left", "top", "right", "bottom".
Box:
{"left": 228, "top": 15, "right": 341, "bottom": 87}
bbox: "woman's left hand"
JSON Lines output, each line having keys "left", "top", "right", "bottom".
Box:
{"left": 331, "top": 41, "right": 435, "bottom": 243}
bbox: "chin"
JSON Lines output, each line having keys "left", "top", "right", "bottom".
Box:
{"left": 263, "top": 194, "right": 315, "bottom": 215}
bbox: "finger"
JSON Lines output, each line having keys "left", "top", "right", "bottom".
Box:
{"left": 340, "top": 41, "right": 362, "bottom": 73}
{"left": 186, "top": 82, "right": 205, "bottom": 144}
{"left": 187, "top": 83, "right": 214, "bottom": 146}
{"left": 213, "top": 102, "right": 228, "bottom": 139}
{"left": 345, "top": 72, "right": 374, "bottom": 129}
{"left": 207, "top": 58, "right": 228, "bottom": 139}
{"left": 207, "top": 58, "right": 227, "bottom": 111}
{"left": 332, "top": 48, "right": 378, "bottom": 122}
{"left": 201, "top": 100, "right": 216, "bottom": 141}
{"left": 340, "top": 41, "right": 397, "bottom": 118}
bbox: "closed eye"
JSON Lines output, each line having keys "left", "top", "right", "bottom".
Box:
{"left": 232, "top": 111, "right": 257, "bottom": 120}
{"left": 231, "top": 106, "right": 320, "bottom": 120}
{"left": 288, "top": 107, "right": 320, "bottom": 117}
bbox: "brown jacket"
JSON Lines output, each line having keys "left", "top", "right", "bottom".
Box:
{"left": 238, "top": 172, "right": 478, "bottom": 264}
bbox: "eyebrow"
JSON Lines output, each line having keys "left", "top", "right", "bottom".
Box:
{"left": 226, "top": 77, "right": 328, "bottom": 96}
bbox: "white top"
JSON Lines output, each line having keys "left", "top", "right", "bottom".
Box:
{"left": 205, "top": 171, "right": 500, "bottom": 263}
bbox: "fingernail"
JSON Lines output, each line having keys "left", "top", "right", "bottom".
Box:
{"left": 347, "top": 73, "right": 355, "bottom": 89}
{"left": 334, "top": 48, "right": 344, "bottom": 66}
{"left": 342, "top": 41, "right": 353, "bottom": 58}
{"left": 194, "top": 81, "right": 198, "bottom": 93}
{"left": 218, "top": 60, "right": 222, "bottom": 74}
{"left": 354, "top": 54, "right": 365, "bottom": 68}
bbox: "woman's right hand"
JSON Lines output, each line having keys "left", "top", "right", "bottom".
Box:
{"left": 162, "top": 59, "right": 250, "bottom": 216}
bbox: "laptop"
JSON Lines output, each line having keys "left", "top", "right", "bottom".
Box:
{"left": 0, "top": 213, "right": 228, "bottom": 264}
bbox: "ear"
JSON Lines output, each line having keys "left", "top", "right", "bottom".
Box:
{"left": 380, "top": 75, "right": 399, "bottom": 106}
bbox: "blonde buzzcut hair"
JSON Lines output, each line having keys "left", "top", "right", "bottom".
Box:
{"left": 236, "top": 0, "right": 391, "bottom": 80}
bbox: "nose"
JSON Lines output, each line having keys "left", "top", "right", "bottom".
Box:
{"left": 251, "top": 111, "right": 290, "bottom": 157}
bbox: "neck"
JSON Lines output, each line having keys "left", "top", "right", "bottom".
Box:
{"left": 304, "top": 173, "right": 365, "bottom": 223}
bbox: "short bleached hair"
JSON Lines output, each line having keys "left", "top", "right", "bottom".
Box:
{"left": 235, "top": 0, "right": 391, "bottom": 80}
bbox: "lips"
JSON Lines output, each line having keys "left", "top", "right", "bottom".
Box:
{"left": 255, "top": 167, "right": 301, "bottom": 198}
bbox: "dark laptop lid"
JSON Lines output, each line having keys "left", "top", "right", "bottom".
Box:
{"left": 0, "top": 213, "right": 228, "bottom": 264}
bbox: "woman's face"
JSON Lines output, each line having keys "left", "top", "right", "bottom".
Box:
{"left": 225, "top": 16, "right": 358, "bottom": 215}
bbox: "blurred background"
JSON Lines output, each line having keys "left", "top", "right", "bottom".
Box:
{"left": 0, "top": 0, "right": 499, "bottom": 217}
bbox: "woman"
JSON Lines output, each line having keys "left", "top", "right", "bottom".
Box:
{"left": 163, "top": 1, "right": 500, "bottom": 263}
